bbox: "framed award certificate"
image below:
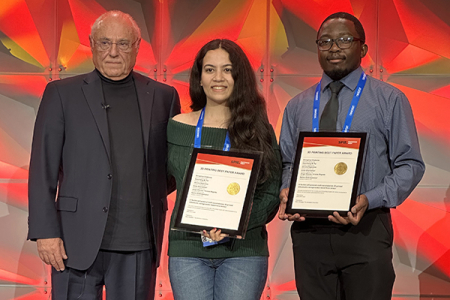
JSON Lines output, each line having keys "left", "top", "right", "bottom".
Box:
{"left": 172, "top": 148, "right": 262, "bottom": 238}
{"left": 286, "top": 132, "right": 367, "bottom": 217}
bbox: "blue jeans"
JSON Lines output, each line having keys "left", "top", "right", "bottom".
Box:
{"left": 169, "top": 256, "right": 268, "bottom": 300}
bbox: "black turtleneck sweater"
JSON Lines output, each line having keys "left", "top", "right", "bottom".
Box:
{"left": 97, "top": 69, "right": 151, "bottom": 251}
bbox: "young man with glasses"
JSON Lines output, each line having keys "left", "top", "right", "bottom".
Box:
{"left": 278, "top": 12, "right": 424, "bottom": 300}
{"left": 28, "top": 10, "right": 180, "bottom": 300}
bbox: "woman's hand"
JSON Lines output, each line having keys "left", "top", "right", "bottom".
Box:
{"left": 202, "top": 229, "right": 243, "bottom": 241}
{"left": 202, "top": 228, "right": 228, "bottom": 242}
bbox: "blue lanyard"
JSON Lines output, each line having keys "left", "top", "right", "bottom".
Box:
{"left": 312, "top": 72, "right": 367, "bottom": 132}
{"left": 195, "top": 107, "right": 231, "bottom": 246}
{"left": 195, "top": 107, "right": 231, "bottom": 151}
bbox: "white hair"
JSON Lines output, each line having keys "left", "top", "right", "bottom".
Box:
{"left": 91, "top": 10, "right": 141, "bottom": 40}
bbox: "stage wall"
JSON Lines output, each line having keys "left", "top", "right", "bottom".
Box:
{"left": 0, "top": 0, "right": 449, "bottom": 299}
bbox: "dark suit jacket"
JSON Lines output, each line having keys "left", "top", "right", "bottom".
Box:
{"left": 28, "top": 70, "right": 180, "bottom": 270}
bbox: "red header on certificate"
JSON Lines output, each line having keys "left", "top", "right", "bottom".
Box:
{"left": 196, "top": 153, "right": 254, "bottom": 171}
{"left": 303, "top": 137, "right": 361, "bottom": 150}
{"left": 286, "top": 132, "right": 367, "bottom": 217}
{"left": 173, "top": 148, "right": 262, "bottom": 237}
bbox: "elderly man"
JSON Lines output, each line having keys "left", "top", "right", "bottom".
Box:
{"left": 278, "top": 12, "right": 425, "bottom": 300}
{"left": 28, "top": 10, "right": 180, "bottom": 300}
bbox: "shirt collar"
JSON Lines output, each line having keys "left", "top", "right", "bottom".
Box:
{"left": 321, "top": 66, "right": 364, "bottom": 92}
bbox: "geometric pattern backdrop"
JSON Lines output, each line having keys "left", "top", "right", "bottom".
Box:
{"left": 0, "top": 0, "right": 448, "bottom": 299}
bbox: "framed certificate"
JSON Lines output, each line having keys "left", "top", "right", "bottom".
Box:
{"left": 172, "top": 148, "right": 262, "bottom": 238}
{"left": 286, "top": 132, "right": 367, "bottom": 217}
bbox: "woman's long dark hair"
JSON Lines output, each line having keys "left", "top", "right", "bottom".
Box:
{"left": 189, "top": 39, "right": 278, "bottom": 183}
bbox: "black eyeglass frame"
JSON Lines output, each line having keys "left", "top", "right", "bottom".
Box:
{"left": 315, "top": 36, "right": 363, "bottom": 51}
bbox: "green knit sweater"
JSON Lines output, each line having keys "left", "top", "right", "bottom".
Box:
{"left": 167, "top": 119, "right": 282, "bottom": 258}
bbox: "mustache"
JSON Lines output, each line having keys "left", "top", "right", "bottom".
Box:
{"left": 327, "top": 54, "right": 345, "bottom": 60}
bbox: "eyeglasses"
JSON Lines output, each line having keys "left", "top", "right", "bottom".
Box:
{"left": 316, "top": 36, "right": 362, "bottom": 51}
{"left": 94, "top": 39, "right": 139, "bottom": 52}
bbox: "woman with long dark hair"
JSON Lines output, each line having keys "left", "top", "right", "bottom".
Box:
{"left": 167, "top": 39, "right": 281, "bottom": 300}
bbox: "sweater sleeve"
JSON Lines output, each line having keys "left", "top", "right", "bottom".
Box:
{"left": 246, "top": 131, "right": 282, "bottom": 231}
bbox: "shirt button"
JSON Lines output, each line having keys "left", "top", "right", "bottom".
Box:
{"left": 103, "top": 207, "right": 108, "bottom": 213}
{"left": 107, "top": 174, "right": 112, "bottom": 179}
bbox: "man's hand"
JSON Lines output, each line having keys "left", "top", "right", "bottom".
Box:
{"left": 37, "top": 238, "right": 68, "bottom": 271}
{"left": 278, "top": 188, "right": 305, "bottom": 222}
{"left": 328, "top": 194, "right": 369, "bottom": 225}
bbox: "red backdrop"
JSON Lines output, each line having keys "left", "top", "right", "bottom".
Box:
{"left": 0, "top": 0, "right": 449, "bottom": 299}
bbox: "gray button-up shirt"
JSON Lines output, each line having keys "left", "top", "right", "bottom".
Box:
{"left": 280, "top": 67, "right": 425, "bottom": 209}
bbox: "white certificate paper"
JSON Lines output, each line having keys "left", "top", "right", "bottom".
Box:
{"left": 179, "top": 152, "right": 256, "bottom": 232}
{"left": 174, "top": 149, "right": 261, "bottom": 237}
{"left": 289, "top": 134, "right": 365, "bottom": 213}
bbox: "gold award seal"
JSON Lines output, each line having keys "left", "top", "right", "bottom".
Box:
{"left": 334, "top": 162, "right": 348, "bottom": 175}
{"left": 227, "top": 183, "right": 240, "bottom": 195}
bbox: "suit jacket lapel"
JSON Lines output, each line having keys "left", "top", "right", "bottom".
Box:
{"left": 134, "top": 72, "right": 155, "bottom": 155}
{"left": 82, "top": 71, "right": 111, "bottom": 162}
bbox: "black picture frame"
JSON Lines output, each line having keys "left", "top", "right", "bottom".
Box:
{"left": 173, "top": 148, "right": 262, "bottom": 238}
{"left": 286, "top": 131, "right": 367, "bottom": 217}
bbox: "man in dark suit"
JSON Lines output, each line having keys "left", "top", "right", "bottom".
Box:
{"left": 27, "top": 10, "right": 180, "bottom": 300}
